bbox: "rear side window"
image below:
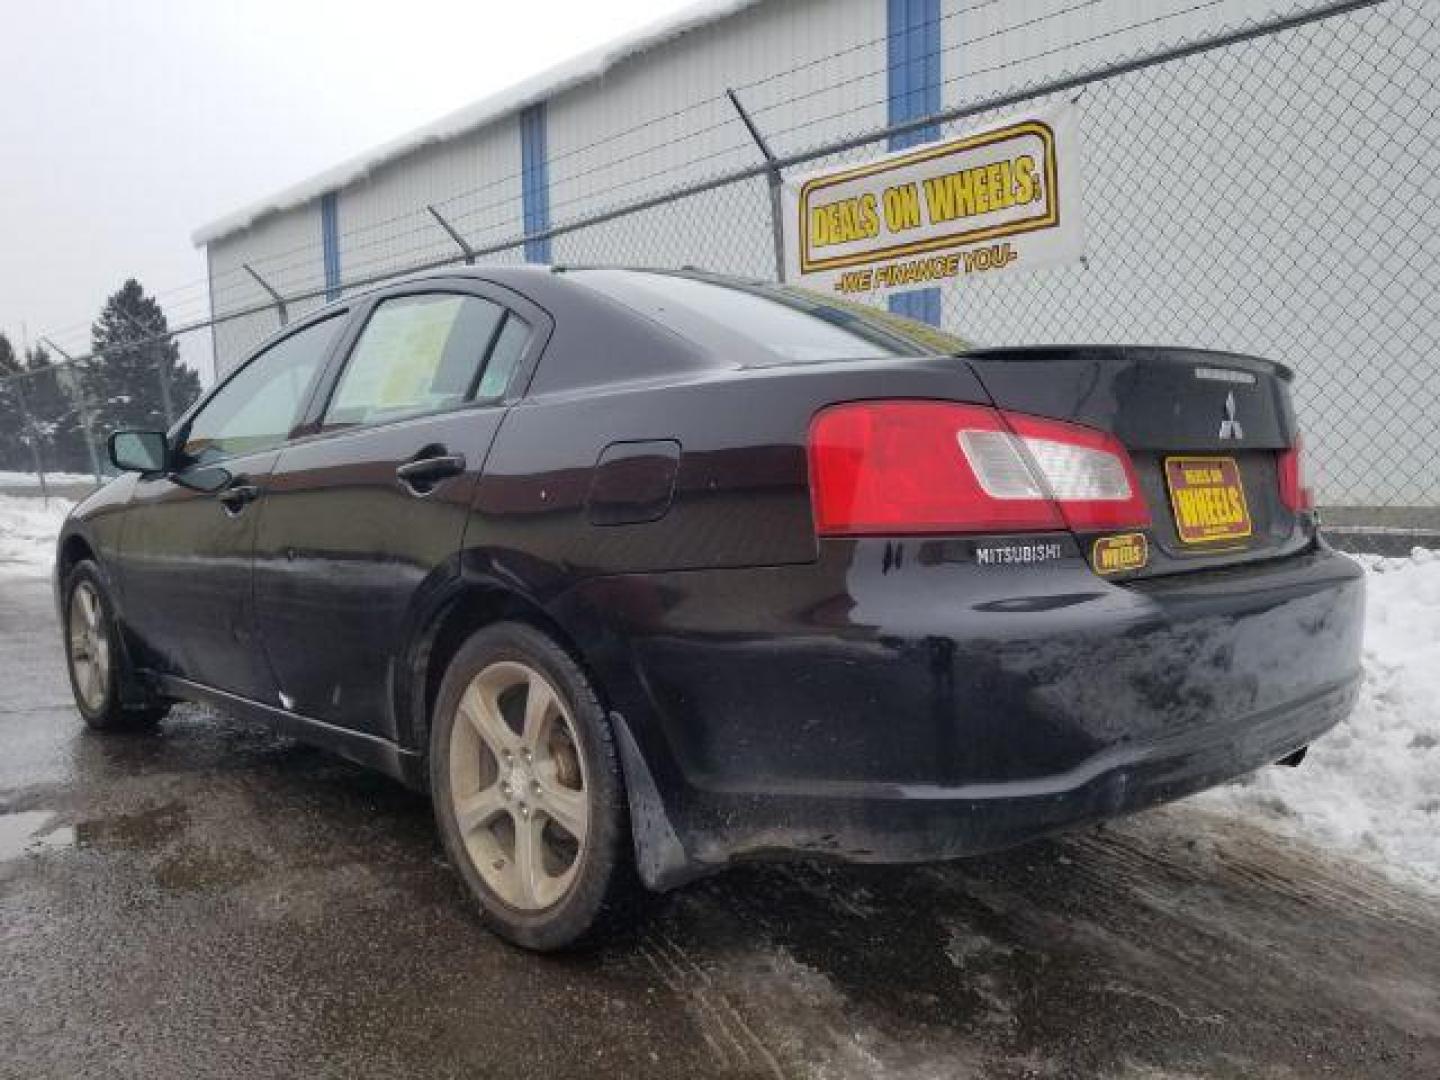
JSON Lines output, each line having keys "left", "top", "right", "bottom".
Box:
{"left": 323, "top": 294, "right": 520, "bottom": 431}
{"left": 573, "top": 270, "right": 964, "bottom": 362}
{"left": 475, "top": 313, "right": 531, "bottom": 400}
{"left": 181, "top": 315, "right": 342, "bottom": 465}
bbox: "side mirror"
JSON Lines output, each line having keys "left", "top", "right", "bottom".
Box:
{"left": 108, "top": 430, "right": 168, "bottom": 474}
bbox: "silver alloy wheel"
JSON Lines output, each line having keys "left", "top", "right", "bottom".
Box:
{"left": 68, "top": 581, "right": 111, "bottom": 712}
{"left": 448, "top": 660, "right": 590, "bottom": 911}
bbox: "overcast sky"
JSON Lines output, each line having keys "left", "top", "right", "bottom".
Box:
{"left": 0, "top": 0, "right": 700, "bottom": 378}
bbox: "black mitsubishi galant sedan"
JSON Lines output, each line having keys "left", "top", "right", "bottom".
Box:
{"left": 56, "top": 267, "right": 1364, "bottom": 949}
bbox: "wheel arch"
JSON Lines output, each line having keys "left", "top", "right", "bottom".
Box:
{"left": 54, "top": 529, "right": 105, "bottom": 620}
{"left": 55, "top": 531, "right": 167, "bottom": 721}
{"left": 401, "top": 579, "right": 605, "bottom": 762}
{"left": 401, "top": 574, "right": 695, "bottom": 890}
{"left": 57, "top": 532, "right": 97, "bottom": 582}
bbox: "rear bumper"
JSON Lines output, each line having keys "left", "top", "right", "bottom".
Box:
{"left": 555, "top": 539, "right": 1365, "bottom": 886}
{"left": 630, "top": 675, "right": 1356, "bottom": 874}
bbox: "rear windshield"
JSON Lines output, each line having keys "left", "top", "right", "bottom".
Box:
{"left": 571, "top": 269, "right": 971, "bottom": 363}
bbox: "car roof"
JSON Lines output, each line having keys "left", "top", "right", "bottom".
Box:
{"left": 279, "top": 265, "right": 967, "bottom": 397}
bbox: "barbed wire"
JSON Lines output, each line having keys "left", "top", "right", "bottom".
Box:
{"left": 196, "top": 0, "right": 1280, "bottom": 303}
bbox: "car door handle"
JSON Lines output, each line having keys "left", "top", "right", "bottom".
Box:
{"left": 217, "top": 484, "right": 260, "bottom": 514}
{"left": 395, "top": 452, "right": 466, "bottom": 492}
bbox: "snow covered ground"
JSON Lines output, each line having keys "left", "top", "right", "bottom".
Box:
{"left": 0, "top": 470, "right": 97, "bottom": 488}
{"left": 0, "top": 491, "right": 1434, "bottom": 891}
{"left": 1195, "top": 548, "right": 1440, "bottom": 892}
{"left": 0, "top": 494, "right": 71, "bottom": 580}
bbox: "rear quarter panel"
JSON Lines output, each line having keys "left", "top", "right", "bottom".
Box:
{"left": 465, "top": 357, "right": 993, "bottom": 583}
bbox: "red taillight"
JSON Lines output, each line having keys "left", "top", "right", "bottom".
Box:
{"left": 808, "top": 401, "right": 1150, "bottom": 537}
{"left": 1277, "top": 436, "right": 1313, "bottom": 512}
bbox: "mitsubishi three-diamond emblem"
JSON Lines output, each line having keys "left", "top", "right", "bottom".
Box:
{"left": 1218, "top": 391, "right": 1244, "bottom": 440}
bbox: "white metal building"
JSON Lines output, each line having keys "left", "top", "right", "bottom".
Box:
{"left": 194, "top": 0, "right": 1300, "bottom": 369}
{"left": 194, "top": 0, "right": 1438, "bottom": 514}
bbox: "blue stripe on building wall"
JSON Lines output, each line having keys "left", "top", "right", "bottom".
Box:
{"left": 321, "top": 192, "right": 341, "bottom": 301}
{"left": 520, "top": 103, "right": 552, "bottom": 264}
{"left": 887, "top": 0, "right": 942, "bottom": 326}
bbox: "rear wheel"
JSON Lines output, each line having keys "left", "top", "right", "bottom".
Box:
{"left": 429, "top": 621, "right": 633, "bottom": 950}
{"left": 62, "top": 560, "right": 168, "bottom": 731}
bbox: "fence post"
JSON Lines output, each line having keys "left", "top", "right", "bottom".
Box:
{"left": 243, "top": 263, "right": 289, "bottom": 327}
{"left": 157, "top": 350, "right": 174, "bottom": 428}
{"left": 726, "top": 88, "right": 787, "bottom": 282}
{"left": 6, "top": 376, "right": 51, "bottom": 503}
{"left": 427, "top": 205, "right": 477, "bottom": 265}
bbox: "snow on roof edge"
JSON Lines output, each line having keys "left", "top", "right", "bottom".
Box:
{"left": 192, "top": 0, "right": 766, "bottom": 247}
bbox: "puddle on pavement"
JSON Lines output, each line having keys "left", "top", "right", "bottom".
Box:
{"left": 73, "top": 802, "right": 188, "bottom": 852}
{"left": 0, "top": 811, "right": 76, "bottom": 860}
{"left": 1, "top": 801, "right": 263, "bottom": 892}
{"left": 0, "top": 802, "right": 191, "bottom": 863}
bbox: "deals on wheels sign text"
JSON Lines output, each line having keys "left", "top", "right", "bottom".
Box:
{"left": 782, "top": 104, "right": 1084, "bottom": 299}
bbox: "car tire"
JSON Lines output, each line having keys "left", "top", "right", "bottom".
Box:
{"left": 62, "top": 560, "right": 168, "bottom": 731}
{"left": 429, "top": 621, "right": 635, "bottom": 951}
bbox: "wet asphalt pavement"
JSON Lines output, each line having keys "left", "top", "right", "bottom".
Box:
{"left": 2, "top": 574, "right": 1438, "bottom": 1080}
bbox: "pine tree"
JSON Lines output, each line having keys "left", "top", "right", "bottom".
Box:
{"left": 88, "top": 279, "right": 202, "bottom": 435}
{"left": 0, "top": 332, "right": 17, "bottom": 377}
{"left": 0, "top": 332, "right": 29, "bottom": 470}
{"left": 25, "top": 344, "right": 96, "bottom": 474}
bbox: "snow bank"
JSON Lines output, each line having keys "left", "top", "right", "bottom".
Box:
{"left": 0, "top": 494, "right": 71, "bottom": 579}
{"left": 1196, "top": 548, "right": 1440, "bottom": 891}
{"left": 0, "top": 470, "right": 97, "bottom": 488}
{"left": 192, "top": 0, "right": 765, "bottom": 244}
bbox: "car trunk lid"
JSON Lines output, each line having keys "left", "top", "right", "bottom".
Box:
{"left": 964, "top": 346, "right": 1313, "bottom": 578}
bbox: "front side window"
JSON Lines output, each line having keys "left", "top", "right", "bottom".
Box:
{"left": 181, "top": 315, "right": 343, "bottom": 465}
{"left": 322, "top": 294, "right": 523, "bottom": 431}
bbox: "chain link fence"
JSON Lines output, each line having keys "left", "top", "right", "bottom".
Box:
{"left": 0, "top": 338, "right": 205, "bottom": 497}
{"left": 8, "top": 0, "right": 1435, "bottom": 542}
{"left": 935, "top": 0, "right": 1440, "bottom": 531}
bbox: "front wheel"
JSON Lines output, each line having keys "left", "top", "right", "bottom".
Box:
{"left": 429, "top": 621, "right": 634, "bottom": 950}
{"left": 62, "top": 560, "right": 167, "bottom": 731}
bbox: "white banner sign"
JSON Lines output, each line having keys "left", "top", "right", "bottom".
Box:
{"left": 782, "top": 104, "right": 1084, "bottom": 299}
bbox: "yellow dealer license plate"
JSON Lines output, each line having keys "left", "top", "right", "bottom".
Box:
{"left": 1165, "top": 456, "right": 1252, "bottom": 544}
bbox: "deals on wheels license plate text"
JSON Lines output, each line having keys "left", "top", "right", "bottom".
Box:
{"left": 1165, "top": 457, "right": 1252, "bottom": 544}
